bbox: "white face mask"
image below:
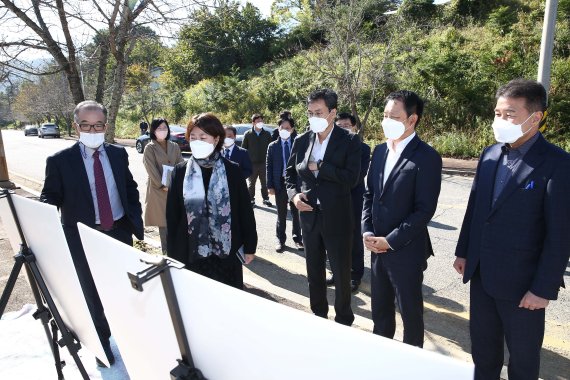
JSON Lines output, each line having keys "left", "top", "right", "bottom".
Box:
{"left": 255, "top": 122, "right": 264, "bottom": 130}
{"left": 279, "top": 129, "right": 291, "bottom": 140}
{"left": 155, "top": 130, "right": 168, "bottom": 141}
{"left": 308, "top": 117, "right": 329, "bottom": 133}
{"left": 223, "top": 137, "right": 235, "bottom": 147}
{"left": 190, "top": 140, "right": 215, "bottom": 159}
{"left": 381, "top": 118, "right": 407, "bottom": 140}
{"left": 492, "top": 113, "right": 534, "bottom": 144}
{"left": 79, "top": 132, "right": 105, "bottom": 149}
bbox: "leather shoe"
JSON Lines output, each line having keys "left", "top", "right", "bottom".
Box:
{"left": 275, "top": 243, "right": 285, "bottom": 253}
{"left": 96, "top": 342, "right": 115, "bottom": 367}
{"left": 263, "top": 199, "right": 273, "bottom": 207}
{"left": 351, "top": 280, "right": 360, "bottom": 293}
{"left": 294, "top": 241, "right": 304, "bottom": 251}
{"left": 325, "top": 276, "right": 335, "bottom": 286}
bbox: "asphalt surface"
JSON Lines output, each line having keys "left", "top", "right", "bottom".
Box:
{"left": 1, "top": 130, "right": 568, "bottom": 380}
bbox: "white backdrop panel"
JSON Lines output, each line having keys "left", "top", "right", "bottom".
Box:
{"left": 2, "top": 195, "right": 107, "bottom": 366}
{"left": 79, "top": 223, "right": 473, "bottom": 380}
{"left": 78, "top": 223, "right": 180, "bottom": 380}
{"left": 0, "top": 195, "right": 24, "bottom": 255}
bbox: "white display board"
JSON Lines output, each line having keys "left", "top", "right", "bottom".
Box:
{"left": 0, "top": 195, "right": 23, "bottom": 255}
{"left": 78, "top": 223, "right": 474, "bottom": 380}
{"left": 0, "top": 194, "right": 108, "bottom": 366}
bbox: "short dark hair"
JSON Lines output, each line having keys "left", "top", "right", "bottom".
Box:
{"left": 251, "top": 113, "right": 264, "bottom": 123}
{"left": 278, "top": 117, "right": 295, "bottom": 129}
{"left": 224, "top": 125, "right": 237, "bottom": 137}
{"left": 186, "top": 113, "right": 225, "bottom": 151}
{"left": 149, "top": 117, "right": 170, "bottom": 141}
{"left": 307, "top": 88, "right": 338, "bottom": 111}
{"left": 496, "top": 79, "right": 547, "bottom": 113}
{"left": 385, "top": 90, "right": 424, "bottom": 128}
{"left": 279, "top": 110, "right": 292, "bottom": 119}
{"left": 336, "top": 112, "right": 357, "bottom": 126}
{"left": 74, "top": 100, "right": 107, "bottom": 123}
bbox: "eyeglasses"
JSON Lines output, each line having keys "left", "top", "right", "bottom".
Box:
{"left": 78, "top": 123, "right": 106, "bottom": 132}
{"left": 307, "top": 111, "right": 331, "bottom": 119}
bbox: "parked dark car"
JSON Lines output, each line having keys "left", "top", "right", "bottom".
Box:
{"left": 24, "top": 125, "right": 38, "bottom": 136}
{"left": 135, "top": 125, "right": 190, "bottom": 153}
{"left": 38, "top": 123, "right": 61, "bottom": 138}
{"left": 232, "top": 123, "right": 277, "bottom": 147}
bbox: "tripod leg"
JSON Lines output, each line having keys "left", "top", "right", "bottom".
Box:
{"left": 0, "top": 254, "right": 24, "bottom": 315}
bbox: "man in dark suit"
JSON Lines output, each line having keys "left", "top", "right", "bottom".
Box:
{"left": 223, "top": 125, "right": 253, "bottom": 179}
{"left": 267, "top": 117, "right": 303, "bottom": 252}
{"left": 242, "top": 113, "right": 273, "bottom": 207}
{"left": 362, "top": 90, "right": 442, "bottom": 347}
{"left": 286, "top": 88, "right": 361, "bottom": 326}
{"left": 326, "top": 112, "right": 370, "bottom": 293}
{"left": 454, "top": 79, "right": 570, "bottom": 380}
{"left": 40, "top": 100, "right": 144, "bottom": 367}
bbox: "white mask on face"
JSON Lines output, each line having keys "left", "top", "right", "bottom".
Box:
{"left": 492, "top": 113, "right": 534, "bottom": 144}
{"left": 190, "top": 140, "right": 215, "bottom": 159}
{"left": 308, "top": 117, "right": 329, "bottom": 133}
{"left": 255, "top": 122, "right": 264, "bottom": 130}
{"left": 155, "top": 130, "right": 168, "bottom": 141}
{"left": 223, "top": 137, "right": 235, "bottom": 147}
{"left": 279, "top": 129, "right": 291, "bottom": 140}
{"left": 79, "top": 132, "right": 105, "bottom": 149}
{"left": 381, "top": 118, "right": 407, "bottom": 140}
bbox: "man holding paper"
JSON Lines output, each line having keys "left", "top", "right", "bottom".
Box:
{"left": 143, "top": 118, "right": 184, "bottom": 253}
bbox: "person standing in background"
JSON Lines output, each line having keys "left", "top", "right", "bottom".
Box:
{"left": 143, "top": 118, "right": 184, "bottom": 254}
{"left": 242, "top": 113, "right": 272, "bottom": 207}
{"left": 223, "top": 125, "right": 253, "bottom": 180}
{"left": 267, "top": 116, "right": 303, "bottom": 252}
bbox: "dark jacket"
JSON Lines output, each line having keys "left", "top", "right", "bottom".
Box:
{"left": 271, "top": 128, "right": 298, "bottom": 142}
{"left": 226, "top": 145, "right": 253, "bottom": 179}
{"left": 285, "top": 126, "right": 361, "bottom": 234}
{"left": 362, "top": 135, "right": 442, "bottom": 267}
{"left": 455, "top": 134, "right": 570, "bottom": 300}
{"left": 40, "top": 142, "right": 144, "bottom": 240}
{"left": 266, "top": 136, "right": 297, "bottom": 192}
{"left": 166, "top": 158, "right": 258, "bottom": 264}
{"left": 242, "top": 128, "right": 272, "bottom": 164}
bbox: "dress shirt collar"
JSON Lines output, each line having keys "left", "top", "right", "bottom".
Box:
{"left": 387, "top": 132, "right": 416, "bottom": 154}
{"left": 80, "top": 142, "right": 106, "bottom": 159}
{"left": 503, "top": 132, "right": 540, "bottom": 159}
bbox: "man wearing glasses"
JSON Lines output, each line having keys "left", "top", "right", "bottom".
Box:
{"left": 285, "top": 89, "right": 361, "bottom": 326}
{"left": 40, "top": 100, "right": 143, "bottom": 367}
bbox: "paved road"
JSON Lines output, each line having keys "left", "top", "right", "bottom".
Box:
{"left": 2, "top": 130, "right": 569, "bottom": 379}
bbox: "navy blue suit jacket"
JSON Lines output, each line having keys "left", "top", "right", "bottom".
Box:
{"left": 362, "top": 135, "right": 442, "bottom": 267}
{"left": 455, "top": 134, "right": 570, "bottom": 300}
{"left": 226, "top": 145, "right": 252, "bottom": 179}
{"left": 266, "top": 137, "right": 296, "bottom": 192}
{"left": 352, "top": 141, "right": 371, "bottom": 204}
{"left": 40, "top": 142, "right": 144, "bottom": 240}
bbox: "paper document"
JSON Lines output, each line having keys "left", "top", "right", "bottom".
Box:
{"left": 161, "top": 165, "right": 175, "bottom": 187}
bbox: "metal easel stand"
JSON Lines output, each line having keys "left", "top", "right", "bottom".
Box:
{"left": 0, "top": 189, "right": 89, "bottom": 380}
{"left": 129, "top": 258, "right": 207, "bottom": 380}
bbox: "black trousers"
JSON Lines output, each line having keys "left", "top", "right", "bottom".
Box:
{"left": 350, "top": 188, "right": 365, "bottom": 282}
{"left": 64, "top": 223, "right": 133, "bottom": 344}
{"left": 370, "top": 254, "right": 424, "bottom": 347}
{"left": 247, "top": 162, "right": 268, "bottom": 201}
{"left": 470, "top": 271, "right": 545, "bottom": 380}
{"left": 275, "top": 180, "right": 301, "bottom": 244}
{"left": 302, "top": 208, "right": 354, "bottom": 326}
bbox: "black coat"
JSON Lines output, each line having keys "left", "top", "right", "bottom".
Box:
{"left": 166, "top": 158, "right": 257, "bottom": 265}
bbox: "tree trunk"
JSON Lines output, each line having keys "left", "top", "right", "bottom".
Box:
{"left": 95, "top": 43, "right": 110, "bottom": 103}
{"left": 105, "top": 60, "right": 127, "bottom": 143}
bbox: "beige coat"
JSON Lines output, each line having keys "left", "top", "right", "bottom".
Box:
{"left": 143, "top": 140, "right": 184, "bottom": 226}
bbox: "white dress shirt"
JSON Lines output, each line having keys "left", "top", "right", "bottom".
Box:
{"left": 383, "top": 132, "right": 416, "bottom": 186}
{"left": 310, "top": 131, "right": 333, "bottom": 178}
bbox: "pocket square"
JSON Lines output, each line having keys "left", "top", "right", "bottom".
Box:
{"left": 523, "top": 180, "right": 535, "bottom": 190}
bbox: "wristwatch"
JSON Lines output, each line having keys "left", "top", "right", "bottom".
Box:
{"left": 317, "top": 159, "right": 323, "bottom": 169}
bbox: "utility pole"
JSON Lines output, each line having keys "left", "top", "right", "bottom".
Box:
{"left": 537, "top": 0, "right": 559, "bottom": 99}
{"left": 0, "top": 129, "right": 15, "bottom": 189}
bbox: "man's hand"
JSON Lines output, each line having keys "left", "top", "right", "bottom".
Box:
{"left": 244, "top": 254, "right": 255, "bottom": 265}
{"left": 293, "top": 193, "right": 313, "bottom": 212}
{"left": 364, "top": 235, "right": 390, "bottom": 253}
{"left": 268, "top": 188, "right": 275, "bottom": 196}
{"left": 519, "top": 291, "right": 549, "bottom": 310}
{"left": 453, "top": 257, "right": 466, "bottom": 275}
{"left": 308, "top": 161, "right": 318, "bottom": 171}
{"left": 161, "top": 187, "right": 168, "bottom": 192}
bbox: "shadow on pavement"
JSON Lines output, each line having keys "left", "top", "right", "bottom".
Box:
{"left": 428, "top": 220, "right": 458, "bottom": 231}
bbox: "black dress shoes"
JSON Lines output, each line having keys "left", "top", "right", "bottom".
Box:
{"left": 325, "top": 276, "right": 335, "bottom": 286}
{"left": 263, "top": 199, "right": 273, "bottom": 207}
{"left": 275, "top": 243, "right": 285, "bottom": 253}
{"left": 294, "top": 241, "right": 304, "bottom": 251}
{"left": 351, "top": 280, "right": 360, "bottom": 293}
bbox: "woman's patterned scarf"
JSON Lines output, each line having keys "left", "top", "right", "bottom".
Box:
{"left": 182, "top": 153, "right": 231, "bottom": 258}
